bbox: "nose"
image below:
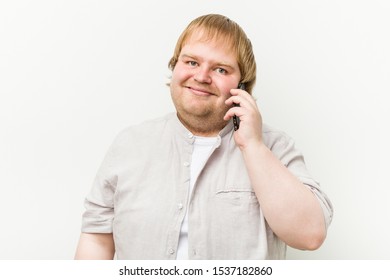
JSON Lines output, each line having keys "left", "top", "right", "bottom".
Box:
{"left": 194, "top": 66, "right": 211, "bottom": 84}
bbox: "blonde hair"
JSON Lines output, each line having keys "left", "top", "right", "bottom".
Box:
{"left": 168, "top": 14, "right": 256, "bottom": 94}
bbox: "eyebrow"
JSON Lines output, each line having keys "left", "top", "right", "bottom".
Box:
{"left": 180, "top": 54, "right": 236, "bottom": 70}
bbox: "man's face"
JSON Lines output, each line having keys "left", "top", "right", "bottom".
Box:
{"left": 170, "top": 32, "right": 241, "bottom": 135}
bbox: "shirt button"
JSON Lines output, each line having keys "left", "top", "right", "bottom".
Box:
{"left": 177, "top": 203, "right": 183, "bottom": 210}
{"left": 168, "top": 248, "right": 175, "bottom": 255}
{"left": 183, "top": 161, "right": 190, "bottom": 167}
{"left": 187, "top": 132, "right": 194, "bottom": 139}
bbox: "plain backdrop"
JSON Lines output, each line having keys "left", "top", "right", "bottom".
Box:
{"left": 1, "top": 0, "right": 389, "bottom": 260}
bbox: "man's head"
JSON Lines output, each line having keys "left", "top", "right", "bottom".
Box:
{"left": 169, "top": 14, "right": 256, "bottom": 94}
{"left": 168, "top": 14, "right": 257, "bottom": 136}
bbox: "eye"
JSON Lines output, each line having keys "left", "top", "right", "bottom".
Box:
{"left": 187, "top": 61, "right": 198, "bottom": 67}
{"left": 216, "top": 67, "right": 227, "bottom": 74}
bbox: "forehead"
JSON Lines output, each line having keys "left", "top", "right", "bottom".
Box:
{"left": 184, "top": 28, "right": 235, "bottom": 51}
{"left": 181, "top": 30, "right": 237, "bottom": 61}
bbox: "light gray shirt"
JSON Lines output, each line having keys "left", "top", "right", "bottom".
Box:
{"left": 81, "top": 113, "right": 333, "bottom": 259}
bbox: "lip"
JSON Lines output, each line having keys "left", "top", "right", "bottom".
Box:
{"left": 186, "top": 86, "right": 215, "bottom": 97}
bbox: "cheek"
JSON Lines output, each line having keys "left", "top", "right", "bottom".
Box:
{"left": 216, "top": 81, "right": 237, "bottom": 98}
{"left": 171, "top": 65, "right": 192, "bottom": 85}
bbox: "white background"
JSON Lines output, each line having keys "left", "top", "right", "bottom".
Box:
{"left": 1, "top": 0, "right": 389, "bottom": 260}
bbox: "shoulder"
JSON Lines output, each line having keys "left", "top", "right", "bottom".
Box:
{"left": 261, "top": 123, "right": 304, "bottom": 166}
{"left": 262, "top": 123, "right": 294, "bottom": 149}
{"left": 116, "top": 113, "right": 174, "bottom": 139}
{"left": 108, "top": 113, "right": 176, "bottom": 152}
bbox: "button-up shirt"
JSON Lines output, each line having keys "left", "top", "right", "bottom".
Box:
{"left": 81, "top": 113, "right": 333, "bottom": 259}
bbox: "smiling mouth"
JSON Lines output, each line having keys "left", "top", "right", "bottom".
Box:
{"left": 186, "top": 86, "right": 214, "bottom": 97}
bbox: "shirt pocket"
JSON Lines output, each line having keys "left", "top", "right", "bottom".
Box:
{"left": 215, "top": 186, "right": 259, "bottom": 206}
{"left": 212, "top": 186, "right": 261, "bottom": 241}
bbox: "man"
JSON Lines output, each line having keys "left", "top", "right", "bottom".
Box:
{"left": 75, "top": 14, "right": 333, "bottom": 260}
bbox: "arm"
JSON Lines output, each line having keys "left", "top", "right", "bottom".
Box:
{"left": 74, "top": 233, "right": 115, "bottom": 259}
{"left": 224, "top": 89, "right": 326, "bottom": 250}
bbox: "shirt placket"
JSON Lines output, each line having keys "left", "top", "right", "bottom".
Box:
{"left": 165, "top": 132, "right": 194, "bottom": 258}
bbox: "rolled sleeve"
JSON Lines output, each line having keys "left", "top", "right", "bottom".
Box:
{"left": 81, "top": 142, "right": 118, "bottom": 233}
{"left": 264, "top": 127, "right": 334, "bottom": 229}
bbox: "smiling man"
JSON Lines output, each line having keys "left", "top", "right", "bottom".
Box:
{"left": 75, "top": 14, "right": 333, "bottom": 260}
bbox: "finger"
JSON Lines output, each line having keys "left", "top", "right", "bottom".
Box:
{"left": 223, "top": 106, "right": 244, "bottom": 121}
{"left": 230, "top": 87, "right": 247, "bottom": 95}
{"left": 229, "top": 89, "right": 257, "bottom": 106}
{"left": 225, "top": 95, "right": 241, "bottom": 106}
{"left": 225, "top": 95, "right": 256, "bottom": 110}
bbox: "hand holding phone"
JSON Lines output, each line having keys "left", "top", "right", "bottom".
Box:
{"left": 233, "top": 83, "right": 245, "bottom": 131}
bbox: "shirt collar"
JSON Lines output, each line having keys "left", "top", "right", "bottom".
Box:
{"left": 169, "top": 112, "right": 234, "bottom": 142}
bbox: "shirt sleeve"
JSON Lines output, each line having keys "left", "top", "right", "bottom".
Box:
{"left": 81, "top": 140, "right": 118, "bottom": 233}
{"left": 267, "top": 130, "right": 334, "bottom": 229}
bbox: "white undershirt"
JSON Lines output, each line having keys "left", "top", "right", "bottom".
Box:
{"left": 176, "top": 136, "right": 218, "bottom": 259}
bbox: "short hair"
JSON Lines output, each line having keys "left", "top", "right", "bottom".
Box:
{"left": 168, "top": 14, "right": 257, "bottom": 94}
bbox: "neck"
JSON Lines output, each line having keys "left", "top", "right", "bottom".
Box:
{"left": 177, "top": 113, "right": 227, "bottom": 137}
